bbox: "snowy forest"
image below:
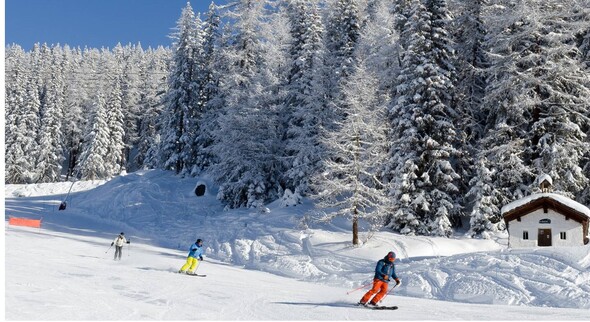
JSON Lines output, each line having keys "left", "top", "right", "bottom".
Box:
{"left": 5, "top": 0, "right": 590, "bottom": 240}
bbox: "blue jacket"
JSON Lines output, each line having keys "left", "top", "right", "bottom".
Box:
{"left": 188, "top": 243, "right": 204, "bottom": 260}
{"left": 374, "top": 258, "right": 398, "bottom": 283}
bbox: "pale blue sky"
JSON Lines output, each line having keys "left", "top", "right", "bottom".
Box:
{"left": 6, "top": 0, "right": 227, "bottom": 50}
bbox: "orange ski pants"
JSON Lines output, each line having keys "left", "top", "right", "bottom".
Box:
{"left": 360, "top": 278, "right": 389, "bottom": 304}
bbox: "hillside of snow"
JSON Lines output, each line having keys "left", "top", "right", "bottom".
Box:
{"left": 5, "top": 169, "right": 590, "bottom": 319}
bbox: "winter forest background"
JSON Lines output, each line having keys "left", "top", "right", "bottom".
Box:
{"left": 5, "top": 0, "right": 590, "bottom": 241}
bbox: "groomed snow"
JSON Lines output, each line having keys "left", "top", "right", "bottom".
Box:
{"left": 5, "top": 170, "right": 590, "bottom": 320}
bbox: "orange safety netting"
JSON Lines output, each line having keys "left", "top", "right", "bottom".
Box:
{"left": 8, "top": 217, "right": 42, "bottom": 228}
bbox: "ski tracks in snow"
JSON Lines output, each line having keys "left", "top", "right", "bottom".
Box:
{"left": 400, "top": 250, "right": 590, "bottom": 308}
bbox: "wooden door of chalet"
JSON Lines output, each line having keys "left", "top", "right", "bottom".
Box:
{"left": 538, "top": 228, "right": 552, "bottom": 246}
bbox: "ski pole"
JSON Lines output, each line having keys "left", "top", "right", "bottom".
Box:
{"left": 346, "top": 282, "right": 372, "bottom": 295}
{"left": 105, "top": 244, "right": 113, "bottom": 254}
{"left": 378, "top": 283, "right": 399, "bottom": 303}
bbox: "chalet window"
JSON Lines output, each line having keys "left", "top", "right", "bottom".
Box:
{"left": 565, "top": 217, "right": 570, "bottom": 221}
{"left": 517, "top": 217, "right": 521, "bottom": 222}
{"left": 560, "top": 232, "right": 566, "bottom": 240}
{"left": 523, "top": 231, "right": 529, "bottom": 240}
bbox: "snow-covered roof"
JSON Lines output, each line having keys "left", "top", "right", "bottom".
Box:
{"left": 501, "top": 193, "right": 590, "bottom": 218}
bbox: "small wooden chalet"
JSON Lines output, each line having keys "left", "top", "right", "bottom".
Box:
{"left": 502, "top": 175, "right": 590, "bottom": 248}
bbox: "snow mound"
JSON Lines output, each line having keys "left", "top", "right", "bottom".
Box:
{"left": 400, "top": 248, "right": 590, "bottom": 308}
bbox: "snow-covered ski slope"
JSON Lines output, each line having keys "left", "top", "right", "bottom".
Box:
{"left": 5, "top": 225, "right": 587, "bottom": 320}
{"left": 5, "top": 169, "right": 590, "bottom": 320}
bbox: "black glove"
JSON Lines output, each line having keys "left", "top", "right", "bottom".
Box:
{"left": 111, "top": 242, "right": 114, "bottom": 246}
{"left": 395, "top": 278, "right": 401, "bottom": 286}
{"left": 127, "top": 240, "right": 131, "bottom": 244}
{"left": 199, "top": 256, "right": 203, "bottom": 261}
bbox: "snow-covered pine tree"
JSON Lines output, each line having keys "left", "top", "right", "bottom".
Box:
{"left": 66, "top": 47, "right": 107, "bottom": 178}
{"left": 574, "top": 7, "right": 589, "bottom": 69}
{"left": 117, "top": 44, "right": 142, "bottom": 171}
{"left": 159, "top": 2, "right": 201, "bottom": 174}
{"left": 324, "top": 0, "right": 360, "bottom": 81}
{"left": 471, "top": 0, "right": 536, "bottom": 216}
{"left": 35, "top": 46, "right": 66, "bottom": 183}
{"left": 323, "top": 0, "right": 361, "bottom": 128}
{"left": 178, "top": 13, "right": 207, "bottom": 177}
{"left": 465, "top": 159, "right": 502, "bottom": 238}
{"left": 357, "top": 0, "right": 399, "bottom": 95}
{"left": 76, "top": 94, "right": 110, "bottom": 180}
{"left": 208, "top": 0, "right": 285, "bottom": 208}
{"left": 191, "top": 3, "right": 223, "bottom": 174}
{"left": 104, "top": 74, "right": 126, "bottom": 177}
{"left": 61, "top": 46, "right": 88, "bottom": 180}
{"left": 136, "top": 46, "right": 170, "bottom": 169}
{"left": 29, "top": 43, "right": 51, "bottom": 108}
{"left": 283, "top": 0, "right": 329, "bottom": 198}
{"left": 392, "top": 0, "right": 414, "bottom": 60}
{"left": 5, "top": 45, "right": 40, "bottom": 184}
{"left": 386, "top": 0, "right": 461, "bottom": 237}
{"left": 451, "top": 0, "right": 489, "bottom": 223}
{"left": 479, "top": 0, "right": 589, "bottom": 208}
{"left": 581, "top": 23, "right": 590, "bottom": 205}
{"left": 524, "top": 1, "right": 590, "bottom": 198}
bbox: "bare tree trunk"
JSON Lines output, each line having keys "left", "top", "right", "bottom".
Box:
{"left": 352, "top": 209, "right": 359, "bottom": 245}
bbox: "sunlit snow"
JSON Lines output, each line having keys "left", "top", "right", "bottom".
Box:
{"left": 5, "top": 170, "right": 590, "bottom": 320}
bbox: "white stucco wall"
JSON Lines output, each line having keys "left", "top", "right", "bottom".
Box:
{"left": 507, "top": 208, "right": 585, "bottom": 248}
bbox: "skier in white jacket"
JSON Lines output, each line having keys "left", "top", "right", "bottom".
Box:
{"left": 111, "top": 232, "right": 130, "bottom": 260}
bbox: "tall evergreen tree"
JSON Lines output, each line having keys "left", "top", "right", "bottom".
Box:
{"left": 5, "top": 45, "right": 40, "bottom": 184}
{"left": 452, "top": 0, "right": 495, "bottom": 235}
{"left": 61, "top": 46, "right": 87, "bottom": 180}
{"left": 178, "top": 13, "right": 207, "bottom": 176}
{"left": 159, "top": 2, "right": 201, "bottom": 173}
{"left": 478, "top": 0, "right": 590, "bottom": 212}
{"left": 465, "top": 159, "right": 502, "bottom": 237}
{"left": 209, "top": 0, "right": 285, "bottom": 208}
{"left": 105, "top": 75, "right": 126, "bottom": 176}
{"left": 283, "top": 0, "right": 329, "bottom": 198}
{"left": 386, "top": 0, "right": 460, "bottom": 237}
{"left": 323, "top": 0, "right": 361, "bottom": 128}
{"left": 118, "top": 44, "right": 143, "bottom": 171}
{"left": 525, "top": 1, "right": 590, "bottom": 198}
{"left": 192, "top": 3, "right": 223, "bottom": 174}
{"left": 358, "top": 0, "right": 400, "bottom": 95}
{"left": 136, "top": 47, "right": 170, "bottom": 169}
{"left": 36, "top": 46, "right": 66, "bottom": 182}
{"left": 76, "top": 94, "right": 110, "bottom": 180}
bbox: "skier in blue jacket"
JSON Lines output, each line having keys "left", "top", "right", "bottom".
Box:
{"left": 179, "top": 239, "right": 204, "bottom": 274}
{"left": 359, "top": 251, "right": 401, "bottom": 306}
